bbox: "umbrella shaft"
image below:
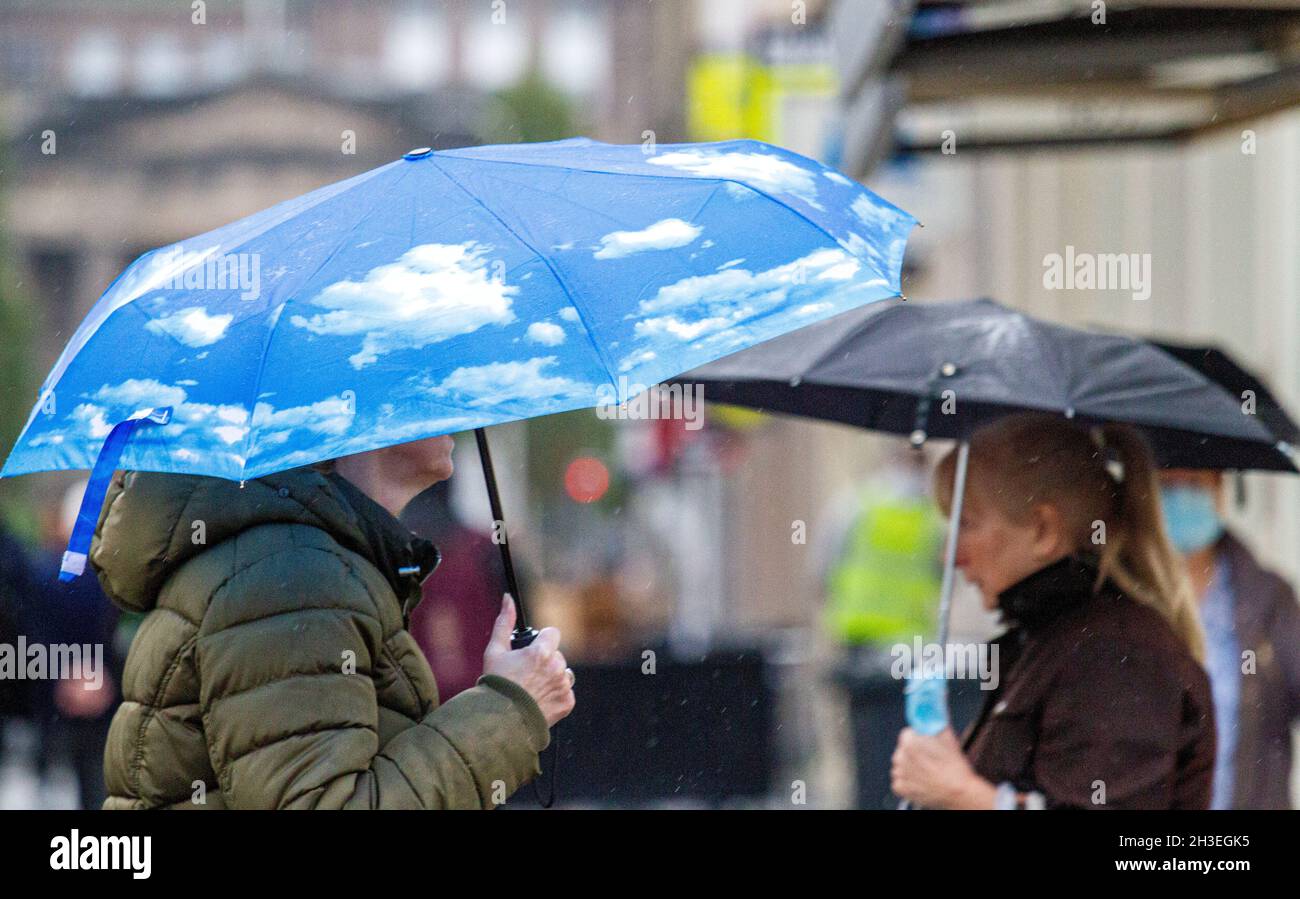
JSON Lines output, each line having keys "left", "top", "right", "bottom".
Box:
{"left": 898, "top": 440, "right": 968, "bottom": 812}
{"left": 936, "top": 440, "right": 969, "bottom": 650}
{"left": 474, "top": 428, "right": 528, "bottom": 632}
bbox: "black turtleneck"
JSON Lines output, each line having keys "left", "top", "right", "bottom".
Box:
{"left": 995, "top": 553, "right": 1109, "bottom": 632}
{"left": 962, "top": 553, "right": 1114, "bottom": 753}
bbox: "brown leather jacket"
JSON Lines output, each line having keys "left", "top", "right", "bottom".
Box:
{"left": 963, "top": 555, "right": 1215, "bottom": 809}
{"left": 1218, "top": 532, "right": 1300, "bottom": 809}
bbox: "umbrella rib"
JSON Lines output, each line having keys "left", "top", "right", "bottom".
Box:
{"left": 799, "top": 303, "right": 903, "bottom": 383}
{"left": 440, "top": 145, "right": 836, "bottom": 188}
{"left": 426, "top": 154, "right": 911, "bottom": 290}
{"left": 238, "top": 164, "right": 417, "bottom": 479}
{"left": 426, "top": 155, "right": 621, "bottom": 395}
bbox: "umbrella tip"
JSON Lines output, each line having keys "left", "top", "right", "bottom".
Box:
{"left": 403, "top": 147, "right": 434, "bottom": 160}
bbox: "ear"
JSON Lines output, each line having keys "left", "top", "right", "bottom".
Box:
{"left": 1028, "top": 503, "right": 1067, "bottom": 562}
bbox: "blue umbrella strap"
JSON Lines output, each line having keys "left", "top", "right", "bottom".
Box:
{"left": 59, "top": 406, "right": 173, "bottom": 582}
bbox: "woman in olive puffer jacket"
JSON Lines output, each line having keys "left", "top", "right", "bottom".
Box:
{"left": 91, "top": 436, "right": 575, "bottom": 809}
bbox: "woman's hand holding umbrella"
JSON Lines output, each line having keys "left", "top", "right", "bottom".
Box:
{"left": 891, "top": 727, "right": 997, "bottom": 809}
{"left": 483, "top": 595, "right": 576, "bottom": 728}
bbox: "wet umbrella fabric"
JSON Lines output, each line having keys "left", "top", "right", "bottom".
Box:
{"left": 1148, "top": 339, "right": 1300, "bottom": 453}
{"left": 681, "top": 297, "right": 1296, "bottom": 472}
{"left": 0, "top": 137, "right": 916, "bottom": 596}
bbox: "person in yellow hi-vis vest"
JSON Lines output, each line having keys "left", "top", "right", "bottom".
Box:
{"left": 819, "top": 449, "right": 946, "bottom": 808}
{"left": 824, "top": 452, "right": 945, "bottom": 647}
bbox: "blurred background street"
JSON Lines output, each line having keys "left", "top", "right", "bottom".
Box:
{"left": 1, "top": 0, "right": 1297, "bottom": 809}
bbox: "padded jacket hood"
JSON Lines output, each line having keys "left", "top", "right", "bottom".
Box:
{"left": 90, "top": 467, "right": 547, "bottom": 809}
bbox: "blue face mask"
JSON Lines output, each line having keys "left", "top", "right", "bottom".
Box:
{"left": 1160, "top": 486, "right": 1224, "bottom": 554}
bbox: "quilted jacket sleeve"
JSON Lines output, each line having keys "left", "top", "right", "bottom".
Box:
{"left": 194, "top": 545, "right": 549, "bottom": 809}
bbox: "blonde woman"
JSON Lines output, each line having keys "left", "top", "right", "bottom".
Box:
{"left": 890, "top": 413, "right": 1214, "bottom": 810}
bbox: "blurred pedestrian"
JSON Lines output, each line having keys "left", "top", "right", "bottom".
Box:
{"left": 401, "top": 479, "right": 508, "bottom": 700}
{"left": 820, "top": 447, "right": 944, "bottom": 646}
{"left": 815, "top": 446, "right": 947, "bottom": 808}
{"left": 890, "top": 413, "right": 1214, "bottom": 809}
{"left": 27, "top": 479, "right": 122, "bottom": 809}
{"left": 0, "top": 519, "right": 38, "bottom": 751}
{"left": 90, "top": 435, "right": 575, "bottom": 808}
{"left": 1159, "top": 468, "right": 1300, "bottom": 809}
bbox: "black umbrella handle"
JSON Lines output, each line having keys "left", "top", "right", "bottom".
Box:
{"left": 474, "top": 427, "right": 537, "bottom": 649}
{"left": 474, "top": 427, "right": 558, "bottom": 809}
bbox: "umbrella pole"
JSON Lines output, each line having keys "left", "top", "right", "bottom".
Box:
{"left": 935, "top": 440, "right": 970, "bottom": 648}
{"left": 474, "top": 427, "right": 538, "bottom": 649}
{"left": 474, "top": 427, "right": 560, "bottom": 808}
{"left": 898, "top": 439, "right": 968, "bottom": 812}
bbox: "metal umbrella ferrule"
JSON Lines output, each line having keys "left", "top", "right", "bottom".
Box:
{"left": 910, "top": 361, "right": 961, "bottom": 446}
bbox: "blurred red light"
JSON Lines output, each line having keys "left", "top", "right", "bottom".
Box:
{"left": 564, "top": 456, "right": 610, "bottom": 503}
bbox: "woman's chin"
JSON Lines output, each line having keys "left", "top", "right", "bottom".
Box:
{"left": 430, "top": 460, "right": 454, "bottom": 484}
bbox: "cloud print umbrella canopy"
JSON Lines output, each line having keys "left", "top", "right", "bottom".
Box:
{"left": 2, "top": 138, "right": 913, "bottom": 482}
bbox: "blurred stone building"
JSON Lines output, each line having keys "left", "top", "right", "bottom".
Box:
{"left": 0, "top": 0, "right": 694, "bottom": 521}
{"left": 1, "top": 0, "right": 695, "bottom": 372}
{"left": 7, "top": 79, "right": 470, "bottom": 365}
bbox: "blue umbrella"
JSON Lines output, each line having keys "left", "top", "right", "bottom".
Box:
{"left": 2, "top": 137, "right": 914, "bottom": 636}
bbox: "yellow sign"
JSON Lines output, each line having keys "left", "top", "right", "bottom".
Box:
{"left": 687, "top": 53, "right": 836, "bottom": 144}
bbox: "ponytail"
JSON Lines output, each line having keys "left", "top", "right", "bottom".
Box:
{"left": 1096, "top": 424, "right": 1205, "bottom": 661}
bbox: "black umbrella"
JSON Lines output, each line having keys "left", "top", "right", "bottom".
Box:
{"left": 677, "top": 297, "right": 1296, "bottom": 652}
{"left": 1147, "top": 339, "right": 1300, "bottom": 452}
{"left": 682, "top": 298, "right": 1295, "bottom": 474}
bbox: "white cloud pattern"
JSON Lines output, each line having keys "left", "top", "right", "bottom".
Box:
{"left": 621, "top": 248, "right": 878, "bottom": 370}
{"left": 28, "top": 379, "right": 250, "bottom": 458}
{"left": 432, "top": 357, "right": 595, "bottom": 409}
{"left": 144, "top": 306, "right": 234, "bottom": 347}
{"left": 594, "top": 218, "right": 703, "bottom": 259}
{"left": 647, "top": 150, "right": 821, "bottom": 208}
{"left": 290, "top": 242, "right": 517, "bottom": 369}
{"left": 250, "top": 395, "right": 356, "bottom": 450}
{"left": 526, "top": 322, "right": 567, "bottom": 346}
